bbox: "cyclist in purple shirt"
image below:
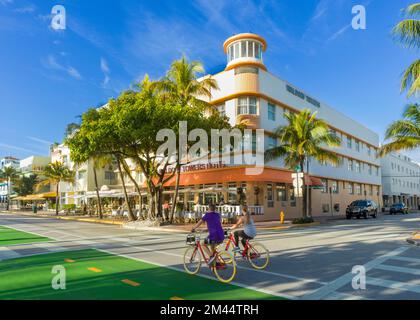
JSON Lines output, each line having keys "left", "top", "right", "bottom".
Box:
{"left": 191, "top": 204, "right": 224, "bottom": 265}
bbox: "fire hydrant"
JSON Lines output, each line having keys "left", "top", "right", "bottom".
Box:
{"left": 280, "top": 211, "right": 285, "bottom": 224}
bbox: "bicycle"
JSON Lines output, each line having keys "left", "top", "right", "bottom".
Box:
{"left": 183, "top": 231, "right": 237, "bottom": 283}
{"left": 223, "top": 229, "right": 270, "bottom": 270}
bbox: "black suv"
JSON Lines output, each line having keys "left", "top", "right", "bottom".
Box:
{"left": 390, "top": 203, "right": 409, "bottom": 215}
{"left": 346, "top": 200, "right": 378, "bottom": 219}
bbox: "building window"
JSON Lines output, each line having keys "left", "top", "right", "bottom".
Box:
{"left": 105, "top": 171, "right": 116, "bottom": 180}
{"left": 227, "top": 40, "right": 263, "bottom": 62}
{"left": 347, "top": 136, "right": 352, "bottom": 149}
{"left": 348, "top": 183, "right": 354, "bottom": 195}
{"left": 321, "top": 179, "right": 328, "bottom": 193}
{"left": 276, "top": 183, "right": 287, "bottom": 202}
{"left": 355, "top": 161, "right": 361, "bottom": 173}
{"left": 322, "top": 204, "right": 330, "bottom": 213}
{"left": 268, "top": 103, "right": 276, "bottom": 121}
{"left": 237, "top": 97, "right": 257, "bottom": 115}
{"left": 228, "top": 182, "right": 237, "bottom": 204}
{"left": 376, "top": 167, "right": 379, "bottom": 176}
{"left": 332, "top": 181, "right": 339, "bottom": 194}
{"left": 367, "top": 146, "right": 371, "bottom": 156}
{"left": 267, "top": 184, "right": 274, "bottom": 207}
{"left": 355, "top": 184, "right": 362, "bottom": 195}
{"left": 289, "top": 186, "right": 296, "bottom": 207}
{"left": 268, "top": 136, "right": 277, "bottom": 149}
{"left": 355, "top": 140, "right": 360, "bottom": 152}
{"left": 368, "top": 165, "right": 372, "bottom": 175}
{"left": 369, "top": 185, "right": 373, "bottom": 196}
{"left": 216, "top": 103, "right": 225, "bottom": 117}
{"left": 348, "top": 159, "right": 353, "bottom": 171}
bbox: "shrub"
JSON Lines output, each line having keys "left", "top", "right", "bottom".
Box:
{"left": 292, "top": 216, "right": 314, "bottom": 224}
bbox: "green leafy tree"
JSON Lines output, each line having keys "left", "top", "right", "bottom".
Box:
{"left": 0, "top": 166, "right": 19, "bottom": 210}
{"left": 265, "top": 109, "right": 341, "bottom": 217}
{"left": 380, "top": 103, "right": 420, "bottom": 155}
{"left": 37, "top": 161, "right": 75, "bottom": 215}
{"left": 13, "top": 174, "right": 38, "bottom": 197}
{"left": 393, "top": 3, "right": 420, "bottom": 97}
{"left": 151, "top": 57, "right": 222, "bottom": 223}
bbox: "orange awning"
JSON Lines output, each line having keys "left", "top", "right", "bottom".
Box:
{"left": 160, "top": 167, "right": 323, "bottom": 187}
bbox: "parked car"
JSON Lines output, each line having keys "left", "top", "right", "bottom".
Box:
{"left": 389, "top": 203, "right": 409, "bottom": 215}
{"left": 346, "top": 200, "right": 378, "bottom": 219}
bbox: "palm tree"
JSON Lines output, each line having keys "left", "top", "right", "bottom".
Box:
{"left": 380, "top": 103, "right": 420, "bottom": 156}
{"left": 37, "top": 161, "right": 75, "bottom": 215}
{"left": 91, "top": 155, "right": 113, "bottom": 219}
{"left": 393, "top": 3, "right": 420, "bottom": 97}
{"left": 0, "top": 166, "right": 18, "bottom": 210}
{"left": 265, "top": 109, "right": 342, "bottom": 218}
{"left": 151, "top": 56, "right": 219, "bottom": 223}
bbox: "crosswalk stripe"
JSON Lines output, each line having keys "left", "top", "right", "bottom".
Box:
{"left": 324, "top": 291, "right": 371, "bottom": 300}
{"left": 0, "top": 247, "right": 21, "bottom": 261}
{"left": 389, "top": 256, "right": 420, "bottom": 264}
{"left": 367, "top": 277, "right": 420, "bottom": 294}
{"left": 374, "top": 264, "right": 420, "bottom": 276}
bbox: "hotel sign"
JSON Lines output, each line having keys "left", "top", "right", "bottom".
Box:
{"left": 286, "top": 84, "right": 321, "bottom": 108}
{"left": 165, "top": 162, "right": 227, "bottom": 174}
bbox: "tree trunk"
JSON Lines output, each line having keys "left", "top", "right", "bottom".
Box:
{"left": 120, "top": 159, "right": 144, "bottom": 220}
{"left": 306, "top": 159, "right": 311, "bottom": 217}
{"left": 55, "top": 183, "right": 59, "bottom": 216}
{"left": 148, "top": 189, "right": 156, "bottom": 220}
{"left": 170, "top": 165, "right": 181, "bottom": 224}
{"left": 300, "top": 159, "right": 307, "bottom": 218}
{"left": 6, "top": 177, "right": 10, "bottom": 211}
{"left": 93, "top": 167, "right": 103, "bottom": 219}
{"left": 117, "top": 158, "right": 136, "bottom": 221}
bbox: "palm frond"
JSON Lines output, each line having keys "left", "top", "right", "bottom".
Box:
{"left": 393, "top": 18, "right": 420, "bottom": 49}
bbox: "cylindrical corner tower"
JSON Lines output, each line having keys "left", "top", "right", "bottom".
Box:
{"left": 223, "top": 33, "right": 267, "bottom": 71}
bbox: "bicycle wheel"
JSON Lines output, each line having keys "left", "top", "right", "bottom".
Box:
{"left": 212, "top": 251, "right": 236, "bottom": 283}
{"left": 247, "top": 242, "right": 269, "bottom": 270}
{"left": 183, "top": 246, "right": 201, "bottom": 275}
{"left": 222, "top": 239, "right": 237, "bottom": 263}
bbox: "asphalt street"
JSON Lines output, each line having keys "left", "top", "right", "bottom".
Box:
{"left": 0, "top": 212, "right": 419, "bottom": 300}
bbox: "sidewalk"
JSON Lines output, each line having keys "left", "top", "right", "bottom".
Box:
{"left": 1, "top": 210, "right": 323, "bottom": 232}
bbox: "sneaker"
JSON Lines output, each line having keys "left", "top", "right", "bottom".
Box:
{"left": 232, "top": 246, "right": 241, "bottom": 253}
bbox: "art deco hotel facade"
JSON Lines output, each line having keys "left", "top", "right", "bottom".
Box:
{"left": 172, "top": 33, "right": 382, "bottom": 220}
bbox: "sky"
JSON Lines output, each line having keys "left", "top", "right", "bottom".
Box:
{"left": 0, "top": 0, "right": 419, "bottom": 161}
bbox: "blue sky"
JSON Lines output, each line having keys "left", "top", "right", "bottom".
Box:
{"left": 0, "top": 0, "right": 418, "bottom": 161}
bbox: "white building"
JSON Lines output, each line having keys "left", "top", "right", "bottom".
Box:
{"left": 381, "top": 152, "right": 420, "bottom": 210}
{"left": 51, "top": 144, "right": 118, "bottom": 206}
{"left": 169, "top": 33, "right": 382, "bottom": 220}
{"left": 0, "top": 156, "right": 20, "bottom": 205}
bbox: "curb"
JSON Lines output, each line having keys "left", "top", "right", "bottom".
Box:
{"left": 1, "top": 211, "right": 124, "bottom": 226}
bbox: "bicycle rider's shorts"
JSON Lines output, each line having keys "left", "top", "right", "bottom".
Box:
{"left": 204, "top": 237, "right": 223, "bottom": 245}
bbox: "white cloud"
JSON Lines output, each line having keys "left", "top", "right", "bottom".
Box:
{"left": 27, "top": 136, "right": 53, "bottom": 145}
{"left": 13, "top": 5, "right": 35, "bottom": 13}
{"left": 0, "top": 0, "right": 13, "bottom": 6}
{"left": 0, "top": 142, "right": 41, "bottom": 155}
{"left": 42, "top": 54, "right": 82, "bottom": 80}
{"left": 327, "top": 24, "right": 351, "bottom": 42}
{"left": 100, "top": 57, "right": 110, "bottom": 86}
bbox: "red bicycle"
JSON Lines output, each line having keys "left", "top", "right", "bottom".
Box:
{"left": 223, "top": 229, "right": 270, "bottom": 270}
{"left": 183, "top": 231, "right": 237, "bottom": 283}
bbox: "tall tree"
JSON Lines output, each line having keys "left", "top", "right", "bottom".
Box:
{"left": 393, "top": 3, "right": 420, "bottom": 97}
{"left": 37, "top": 161, "right": 75, "bottom": 215}
{"left": 0, "top": 166, "right": 18, "bottom": 210}
{"left": 265, "top": 109, "right": 341, "bottom": 217}
{"left": 379, "top": 103, "right": 420, "bottom": 155}
{"left": 151, "top": 56, "right": 221, "bottom": 223}
{"left": 13, "top": 174, "right": 38, "bottom": 196}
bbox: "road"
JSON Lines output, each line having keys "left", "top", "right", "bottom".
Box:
{"left": 0, "top": 211, "right": 419, "bottom": 300}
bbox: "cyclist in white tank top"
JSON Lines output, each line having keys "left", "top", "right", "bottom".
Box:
{"left": 230, "top": 205, "right": 257, "bottom": 252}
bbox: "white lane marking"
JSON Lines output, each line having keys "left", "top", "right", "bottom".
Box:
{"left": 0, "top": 247, "right": 21, "bottom": 261}
{"left": 95, "top": 248, "right": 295, "bottom": 300}
{"left": 324, "top": 291, "right": 371, "bottom": 300}
{"left": 374, "top": 264, "right": 420, "bottom": 276}
{"left": 367, "top": 277, "right": 420, "bottom": 294}
{"left": 0, "top": 224, "right": 59, "bottom": 241}
{"left": 389, "top": 256, "right": 420, "bottom": 264}
{"left": 31, "top": 242, "right": 68, "bottom": 253}
{"left": 301, "top": 246, "right": 410, "bottom": 300}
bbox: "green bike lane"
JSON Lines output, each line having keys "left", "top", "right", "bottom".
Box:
{"left": 0, "top": 221, "right": 283, "bottom": 300}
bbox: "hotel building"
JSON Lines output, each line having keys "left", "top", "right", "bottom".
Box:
{"left": 156, "top": 33, "right": 382, "bottom": 221}
{"left": 50, "top": 143, "right": 118, "bottom": 206}
{"left": 0, "top": 156, "right": 20, "bottom": 205}
{"left": 381, "top": 152, "right": 420, "bottom": 210}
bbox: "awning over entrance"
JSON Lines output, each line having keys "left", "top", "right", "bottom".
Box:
{"left": 163, "top": 167, "right": 324, "bottom": 187}
{"left": 13, "top": 192, "right": 57, "bottom": 201}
